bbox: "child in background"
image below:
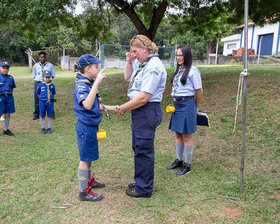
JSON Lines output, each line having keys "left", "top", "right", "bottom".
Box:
{"left": 36, "top": 70, "right": 56, "bottom": 134}
{"left": 0, "top": 61, "right": 16, "bottom": 136}
{"left": 74, "top": 54, "right": 116, "bottom": 202}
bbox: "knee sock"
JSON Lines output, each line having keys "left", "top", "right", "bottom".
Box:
{"left": 4, "top": 116, "right": 10, "bottom": 131}
{"left": 40, "top": 117, "right": 45, "bottom": 129}
{"left": 78, "top": 169, "right": 90, "bottom": 191}
{"left": 48, "top": 118, "right": 52, "bottom": 129}
{"left": 176, "top": 144, "right": 184, "bottom": 161}
{"left": 88, "top": 162, "right": 92, "bottom": 179}
{"left": 184, "top": 145, "right": 194, "bottom": 164}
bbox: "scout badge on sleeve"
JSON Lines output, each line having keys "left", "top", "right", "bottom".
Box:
{"left": 197, "top": 111, "right": 210, "bottom": 127}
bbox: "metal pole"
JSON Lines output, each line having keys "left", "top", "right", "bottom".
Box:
{"left": 215, "top": 38, "right": 219, "bottom": 65}
{"left": 257, "top": 36, "right": 263, "bottom": 64}
{"left": 240, "top": 0, "right": 248, "bottom": 194}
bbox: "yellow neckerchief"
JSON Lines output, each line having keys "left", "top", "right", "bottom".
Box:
{"left": 43, "top": 82, "right": 52, "bottom": 101}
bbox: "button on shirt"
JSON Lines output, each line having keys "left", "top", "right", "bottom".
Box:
{"left": 171, "top": 65, "right": 202, "bottom": 97}
{"left": 128, "top": 57, "right": 167, "bottom": 102}
{"left": 73, "top": 73, "right": 102, "bottom": 126}
{"left": 0, "top": 72, "right": 16, "bottom": 94}
{"left": 36, "top": 82, "right": 56, "bottom": 102}
{"left": 32, "top": 62, "right": 55, "bottom": 82}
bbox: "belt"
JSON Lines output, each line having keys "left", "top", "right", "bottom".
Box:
{"left": 1, "top": 94, "right": 12, "bottom": 97}
{"left": 43, "top": 100, "right": 50, "bottom": 103}
{"left": 172, "top": 96, "right": 194, "bottom": 102}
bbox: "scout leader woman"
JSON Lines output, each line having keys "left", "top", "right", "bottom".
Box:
{"left": 167, "top": 45, "right": 203, "bottom": 175}
{"left": 116, "top": 35, "right": 167, "bottom": 198}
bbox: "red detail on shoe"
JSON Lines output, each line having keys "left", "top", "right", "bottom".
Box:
{"left": 81, "top": 174, "right": 97, "bottom": 197}
{"left": 88, "top": 173, "right": 98, "bottom": 187}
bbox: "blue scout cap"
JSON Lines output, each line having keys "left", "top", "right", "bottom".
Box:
{"left": 43, "top": 70, "right": 52, "bottom": 77}
{"left": 0, "top": 61, "right": 10, "bottom": 67}
{"left": 77, "top": 54, "right": 102, "bottom": 69}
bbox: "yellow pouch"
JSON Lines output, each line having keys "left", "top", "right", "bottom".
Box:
{"left": 97, "top": 129, "right": 106, "bottom": 140}
{"left": 166, "top": 104, "right": 175, "bottom": 113}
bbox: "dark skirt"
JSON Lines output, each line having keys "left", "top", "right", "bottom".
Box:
{"left": 168, "top": 98, "right": 197, "bottom": 134}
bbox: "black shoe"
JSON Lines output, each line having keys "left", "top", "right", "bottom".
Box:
{"left": 33, "top": 115, "right": 39, "bottom": 120}
{"left": 128, "top": 183, "right": 136, "bottom": 189}
{"left": 41, "top": 128, "right": 46, "bottom": 134}
{"left": 176, "top": 163, "right": 191, "bottom": 175}
{"left": 167, "top": 159, "right": 183, "bottom": 170}
{"left": 47, "top": 128, "right": 52, "bottom": 134}
{"left": 3, "top": 129, "right": 14, "bottom": 136}
{"left": 79, "top": 190, "right": 103, "bottom": 201}
{"left": 125, "top": 188, "right": 144, "bottom": 198}
{"left": 88, "top": 174, "right": 105, "bottom": 189}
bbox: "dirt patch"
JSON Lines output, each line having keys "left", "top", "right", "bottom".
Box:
{"left": 217, "top": 206, "right": 244, "bottom": 219}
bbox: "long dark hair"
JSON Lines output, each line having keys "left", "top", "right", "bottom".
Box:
{"left": 171, "top": 45, "right": 193, "bottom": 85}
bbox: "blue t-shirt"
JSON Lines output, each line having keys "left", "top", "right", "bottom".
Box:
{"left": 73, "top": 73, "right": 102, "bottom": 126}
{"left": 36, "top": 82, "right": 56, "bottom": 101}
{"left": 171, "top": 65, "right": 202, "bottom": 97}
{"left": 32, "top": 62, "right": 55, "bottom": 82}
{"left": 128, "top": 57, "right": 167, "bottom": 102}
{"left": 0, "top": 72, "right": 16, "bottom": 94}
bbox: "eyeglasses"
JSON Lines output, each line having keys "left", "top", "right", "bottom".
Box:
{"left": 133, "top": 35, "right": 147, "bottom": 47}
{"left": 176, "top": 54, "right": 183, "bottom": 57}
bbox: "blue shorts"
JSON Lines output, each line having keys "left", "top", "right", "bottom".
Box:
{"left": 39, "top": 101, "right": 54, "bottom": 118}
{"left": 0, "top": 94, "right": 15, "bottom": 114}
{"left": 76, "top": 120, "right": 99, "bottom": 162}
{"left": 169, "top": 97, "right": 197, "bottom": 134}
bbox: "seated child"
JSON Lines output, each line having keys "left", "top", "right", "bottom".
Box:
{"left": 0, "top": 61, "right": 16, "bottom": 136}
{"left": 36, "top": 70, "right": 56, "bottom": 134}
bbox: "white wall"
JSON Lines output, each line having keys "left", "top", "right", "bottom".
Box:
{"left": 221, "top": 34, "right": 241, "bottom": 56}
{"left": 241, "top": 22, "right": 280, "bottom": 55}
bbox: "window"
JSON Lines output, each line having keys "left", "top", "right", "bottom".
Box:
{"left": 227, "top": 43, "right": 236, "bottom": 49}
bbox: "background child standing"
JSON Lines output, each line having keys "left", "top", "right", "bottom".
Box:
{"left": 74, "top": 54, "right": 116, "bottom": 202}
{"left": 0, "top": 61, "right": 16, "bottom": 136}
{"left": 36, "top": 70, "right": 56, "bottom": 134}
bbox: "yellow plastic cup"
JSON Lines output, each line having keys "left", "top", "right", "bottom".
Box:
{"left": 97, "top": 129, "right": 106, "bottom": 140}
{"left": 166, "top": 104, "right": 175, "bottom": 113}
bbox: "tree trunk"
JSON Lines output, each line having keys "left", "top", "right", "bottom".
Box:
{"left": 106, "top": 0, "right": 168, "bottom": 40}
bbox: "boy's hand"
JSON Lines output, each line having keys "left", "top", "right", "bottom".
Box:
{"left": 95, "top": 67, "right": 106, "bottom": 85}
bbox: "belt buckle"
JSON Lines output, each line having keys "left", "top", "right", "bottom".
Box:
{"left": 46, "top": 100, "right": 50, "bottom": 103}
{"left": 173, "top": 98, "right": 177, "bottom": 102}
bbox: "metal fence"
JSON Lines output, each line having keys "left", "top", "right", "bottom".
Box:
{"left": 100, "top": 44, "right": 175, "bottom": 68}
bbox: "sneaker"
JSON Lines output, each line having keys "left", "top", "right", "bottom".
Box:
{"left": 79, "top": 190, "right": 103, "bottom": 202}
{"left": 47, "top": 128, "right": 52, "bottom": 134}
{"left": 176, "top": 163, "right": 191, "bottom": 175}
{"left": 125, "top": 188, "right": 146, "bottom": 198}
{"left": 3, "top": 129, "right": 14, "bottom": 136}
{"left": 167, "top": 159, "right": 183, "bottom": 170}
{"left": 41, "top": 128, "right": 46, "bottom": 134}
{"left": 88, "top": 174, "right": 105, "bottom": 189}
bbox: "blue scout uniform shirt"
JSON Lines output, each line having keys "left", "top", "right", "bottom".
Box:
{"left": 0, "top": 72, "right": 16, "bottom": 94}
{"left": 32, "top": 62, "right": 55, "bottom": 82}
{"left": 36, "top": 82, "right": 56, "bottom": 101}
{"left": 171, "top": 65, "right": 202, "bottom": 97}
{"left": 128, "top": 57, "right": 167, "bottom": 102}
{"left": 73, "top": 73, "right": 102, "bottom": 126}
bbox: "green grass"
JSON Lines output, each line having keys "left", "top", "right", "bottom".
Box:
{"left": 1, "top": 65, "right": 279, "bottom": 223}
